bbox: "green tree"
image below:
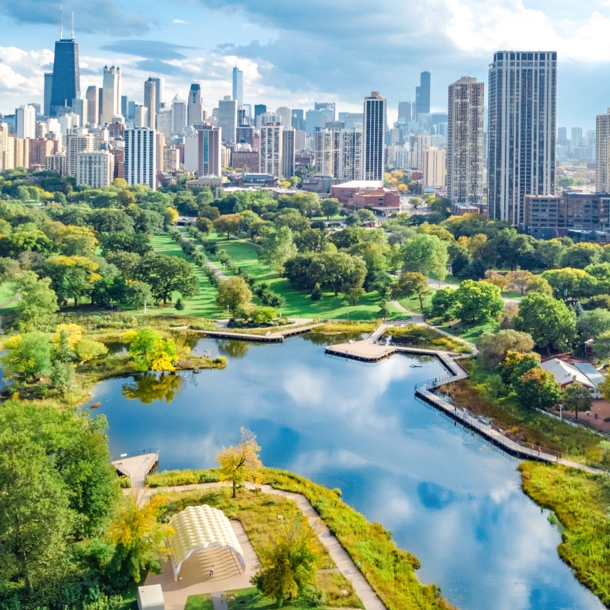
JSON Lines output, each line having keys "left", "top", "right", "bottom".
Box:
{"left": 453, "top": 280, "right": 504, "bottom": 323}
{"left": 216, "top": 276, "right": 253, "bottom": 316}
{"left": 321, "top": 198, "right": 340, "bottom": 218}
{"left": 43, "top": 255, "right": 101, "bottom": 306}
{"left": 576, "top": 308, "right": 610, "bottom": 342}
{"left": 251, "top": 306, "right": 277, "bottom": 324}
{"left": 14, "top": 271, "right": 59, "bottom": 331}
{"left": 53, "top": 328, "right": 76, "bottom": 363}
{"left": 274, "top": 208, "right": 310, "bottom": 232}
{"left": 514, "top": 293, "right": 577, "bottom": 353}
{"left": 100, "top": 232, "right": 152, "bottom": 256}
{"left": 135, "top": 253, "right": 200, "bottom": 305}
{"left": 498, "top": 350, "right": 541, "bottom": 386}
{"left": 123, "top": 327, "right": 178, "bottom": 372}
{"left": 258, "top": 226, "right": 298, "bottom": 275}
{"left": 594, "top": 330, "right": 610, "bottom": 360}
{"left": 75, "top": 337, "right": 108, "bottom": 363}
{"left": 561, "top": 242, "right": 603, "bottom": 269}
{"left": 0, "top": 229, "right": 53, "bottom": 258}
{"left": 2, "top": 332, "right": 52, "bottom": 381}
{"left": 477, "top": 330, "right": 535, "bottom": 367}
{"left": 525, "top": 275, "right": 553, "bottom": 296}
{"left": 535, "top": 239, "right": 567, "bottom": 269}
{"left": 428, "top": 287, "right": 457, "bottom": 319}
{"left": 122, "top": 373, "right": 183, "bottom": 404}
{"left": 562, "top": 382, "right": 592, "bottom": 419}
{"left": 57, "top": 225, "right": 98, "bottom": 256}
{"left": 89, "top": 208, "right": 135, "bottom": 234}
{"left": 106, "top": 251, "right": 142, "bottom": 278}
{"left": 127, "top": 207, "right": 165, "bottom": 235}
{"left": 216, "top": 427, "right": 263, "bottom": 498}
{"left": 357, "top": 208, "right": 376, "bottom": 224}
{"left": 514, "top": 368, "right": 562, "bottom": 410}
{"left": 391, "top": 271, "right": 430, "bottom": 309}
{"left": 213, "top": 213, "right": 242, "bottom": 238}
{"left": 50, "top": 361, "right": 76, "bottom": 396}
{"left": 541, "top": 268, "right": 597, "bottom": 299}
{"left": 402, "top": 234, "right": 449, "bottom": 280}
{"left": 196, "top": 216, "right": 214, "bottom": 236}
{"left": 127, "top": 280, "right": 153, "bottom": 310}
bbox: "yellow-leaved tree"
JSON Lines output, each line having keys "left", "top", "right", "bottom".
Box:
{"left": 216, "top": 427, "right": 263, "bottom": 498}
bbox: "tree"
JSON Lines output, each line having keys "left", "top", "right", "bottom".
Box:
{"left": 357, "top": 208, "right": 376, "bottom": 224}
{"left": 100, "top": 232, "right": 152, "bottom": 256}
{"left": 525, "top": 275, "right": 553, "bottom": 296}
{"left": 213, "top": 213, "right": 242, "bottom": 239}
{"left": 321, "top": 198, "right": 340, "bottom": 218}
{"left": 251, "top": 306, "right": 277, "bottom": 324}
{"left": 90, "top": 208, "right": 135, "bottom": 234}
{"left": 562, "top": 382, "right": 592, "bottom": 419}
{"left": 57, "top": 225, "right": 98, "bottom": 256}
{"left": 514, "top": 368, "right": 562, "bottom": 410}
{"left": 216, "top": 276, "right": 253, "bottom": 316}
{"left": 535, "top": 239, "right": 567, "bottom": 269}
{"left": 107, "top": 494, "right": 173, "bottom": 585}
{"left": 123, "top": 327, "right": 178, "bottom": 372}
{"left": 594, "top": 331, "right": 610, "bottom": 360}
{"left": 196, "top": 216, "right": 214, "bottom": 236}
{"left": 391, "top": 272, "right": 430, "bottom": 309}
{"left": 14, "top": 271, "right": 59, "bottom": 331}
{"left": 216, "top": 427, "right": 263, "bottom": 498}
{"left": 0, "top": 229, "right": 53, "bottom": 258}
{"left": 453, "top": 280, "right": 504, "bottom": 323}
{"left": 402, "top": 234, "right": 449, "bottom": 280}
{"left": 252, "top": 516, "right": 319, "bottom": 606}
{"left": 483, "top": 270, "right": 509, "bottom": 291}
{"left": 274, "top": 208, "right": 310, "bottom": 232}
{"left": 52, "top": 328, "right": 77, "bottom": 363}
{"left": 50, "top": 361, "right": 76, "bottom": 396}
{"left": 135, "top": 253, "right": 200, "bottom": 305}
{"left": 258, "top": 226, "right": 298, "bottom": 275}
{"left": 505, "top": 270, "right": 534, "bottom": 296}
{"left": 541, "top": 268, "right": 597, "bottom": 299}
{"left": 428, "top": 287, "right": 457, "bottom": 319}
{"left": 514, "top": 293, "right": 577, "bottom": 353}
{"left": 477, "top": 330, "right": 535, "bottom": 367}
{"left": 106, "top": 251, "right": 142, "bottom": 278}
{"left": 75, "top": 337, "right": 108, "bottom": 363}
{"left": 127, "top": 207, "right": 165, "bottom": 235}
{"left": 561, "top": 242, "right": 603, "bottom": 269}
{"left": 43, "top": 255, "right": 101, "bottom": 306}
{"left": 576, "top": 308, "right": 610, "bottom": 342}
{"left": 175, "top": 297, "right": 184, "bottom": 311}
{"left": 2, "top": 332, "right": 52, "bottom": 381}
{"left": 498, "top": 351, "right": 541, "bottom": 386}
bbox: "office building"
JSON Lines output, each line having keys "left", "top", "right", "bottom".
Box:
{"left": 76, "top": 150, "right": 114, "bottom": 188}
{"left": 66, "top": 129, "right": 94, "bottom": 176}
{"left": 50, "top": 26, "right": 80, "bottom": 116}
{"left": 571, "top": 127, "right": 583, "bottom": 149}
{"left": 156, "top": 109, "right": 172, "bottom": 138}
{"left": 71, "top": 98, "right": 87, "bottom": 127}
{"left": 415, "top": 71, "right": 431, "bottom": 118}
{"left": 16, "top": 105, "right": 36, "bottom": 139}
{"left": 101, "top": 66, "right": 121, "bottom": 123}
{"left": 447, "top": 76, "right": 484, "bottom": 208}
{"left": 254, "top": 104, "right": 267, "bottom": 120}
{"left": 597, "top": 109, "right": 610, "bottom": 192}
{"left": 236, "top": 125, "right": 254, "bottom": 147}
{"left": 134, "top": 105, "right": 148, "bottom": 129}
{"left": 260, "top": 124, "right": 282, "bottom": 177}
{"left": 188, "top": 84, "right": 203, "bottom": 126}
{"left": 232, "top": 67, "right": 243, "bottom": 107}
{"left": 121, "top": 95, "right": 128, "bottom": 119}
{"left": 43, "top": 73, "right": 53, "bottom": 117}
{"left": 149, "top": 77, "right": 163, "bottom": 112}
{"left": 422, "top": 147, "right": 446, "bottom": 188}
{"left": 144, "top": 78, "right": 156, "bottom": 129}
{"left": 305, "top": 110, "right": 327, "bottom": 136}
{"left": 86, "top": 86, "right": 99, "bottom": 125}
{"left": 291, "top": 109, "right": 305, "bottom": 131}
{"left": 315, "top": 102, "right": 335, "bottom": 121}
{"left": 487, "top": 51, "right": 557, "bottom": 225}
{"left": 276, "top": 107, "right": 292, "bottom": 128}
{"left": 362, "top": 91, "right": 386, "bottom": 182}
{"left": 172, "top": 94, "right": 187, "bottom": 134}
{"left": 218, "top": 96, "right": 238, "bottom": 143}
{"left": 398, "top": 101, "right": 413, "bottom": 123}
{"left": 125, "top": 128, "right": 156, "bottom": 190}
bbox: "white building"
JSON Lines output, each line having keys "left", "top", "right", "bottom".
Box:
{"left": 125, "top": 128, "right": 156, "bottom": 190}
{"left": 76, "top": 150, "right": 114, "bottom": 188}
{"left": 66, "top": 129, "right": 94, "bottom": 176}
{"left": 184, "top": 126, "right": 222, "bottom": 177}
{"left": 232, "top": 67, "right": 243, "bottom": 107}
{"left": 188, "top": 84, "right": 203, "bottom": 126}
{"left": 218, "top": 96, "right": 237, "bottom": 143}
{"left": 172, "top": 94, "right": 187, "bottom": 135}
{"left": 101, "top": 66, "right": 121, "bottom": 124}
{"left": 276, "top": 107, "right": 292, "bottom": 128}
{"left": 156, "top": 109, "right": 173, "bottom": 139}
{"left": 422, "top": 147, "right": 446, "bottom": 188}
{"left": 16, "top": 105, "right": 36, "bottom": 139}
{"left": 163, "top": 146, "right": 180, "bottom": 171}
{"left": 260, "top": 124, "right": 282, "bottom": 178}
{"left": 134, "top": 105, "right": 149, "bottom": 129}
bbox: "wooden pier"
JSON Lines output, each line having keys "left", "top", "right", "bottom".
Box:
{"left": 112, "top": 451, "right": 159, "bottom": 488}
{"left": 196, "top": 323, "right": 320, "bottom": 343}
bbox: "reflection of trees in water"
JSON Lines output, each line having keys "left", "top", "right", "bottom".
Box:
{"left": 122, "top": 373, "right": 184, "bottom": 404}
{"left": 300, "top": 332, "right": 367, "bottom": 346}
{"left": 217, "top": 340, "right": 252, "bottom": 358}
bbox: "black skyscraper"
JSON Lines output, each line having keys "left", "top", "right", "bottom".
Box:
{"left": 50, "top": 34, "right": 80, "bottom": 117}
{"left": 415, "top": 71, "right": 431, "bottom": 118}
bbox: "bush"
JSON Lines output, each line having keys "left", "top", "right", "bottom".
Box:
{"left": 146, "top": 469, "right": 220, "bottom": 487}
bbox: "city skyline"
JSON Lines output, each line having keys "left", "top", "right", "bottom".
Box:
{"left": 0, "top": 0, "right": 609, "bottom": 128}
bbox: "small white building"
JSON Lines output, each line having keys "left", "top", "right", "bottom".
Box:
{"left": 137, "top": 584, "right": 165, "bottom": 610}
{"left": 541, "top": 358, "right": 602, "bottom": 398}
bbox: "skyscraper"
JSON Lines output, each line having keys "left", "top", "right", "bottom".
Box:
{"left": 422, "top": 147, "right": 446, "bottom": 188}
{"left": 185, "top": 126, "right": 222, "bottom": 177}
{"left": 447, "top": 76, "right": 484, "bottom": 208}
{"left": 415, "top": 72, "right": 431, "bottom": 118}
{"left": 276, "top": 107, "right": 292, "bottom": 128}
{"left": 291, "top": 109, "right": 305, "bottom": 131}
{"left": 16, "top": 105, "right": 36, "bottom": 139}
{"left": 281, "top": 128, "right": 295, "bottom": 179}
{"left": 259, "top": 124, "right": 282, "bottom": 177}
{"left": 487, "top": 51, "right": 557, "bottom": 225}
{"left": 125, "top": 128, "right": 156, "bottom": 190}
{"left": 149, "top": 77, "right": 163, "bottom": 112}
{"left": 101, "top": 66, "right": 121, "bottom": 124}
{"left": 49, "top": 25, "right": 80, "bottom": 116}
{"left": 86, "top": 86, "right": 99, "bottom": 125}
{"left": 314, "top": 102, "right": 335, "bottom": 122}
{"left": 44, "top": 73, "right": 53, "bottom": 117}
{"left": 362, "top": 91, "right": 386, "bottom": 182}
{"left": 218, "top": 96, "right": 238, "bottom": 143}
{"left": 171, "top": 94, "right": 187, "bottom": 134}
{"left": 254, "top": 105, "right": 266, "bottom": 120}
{"left": 596, "top": 109, "right": 610, "bottom": 192}
{"left": 397, "top": 101, "right": 413, "bottom": 123}
{"left": 144, "top": 78, "right": 156, "bottom": 130}
{"left": 232, "top": 67, "right": 243, "bottom": 107}
{"left": 188, "top": 84, "right": 203, "bottom": 126}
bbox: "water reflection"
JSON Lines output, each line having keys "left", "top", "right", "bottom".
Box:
{"left": 122, "top": 373, "right": 184, "bottom": 404}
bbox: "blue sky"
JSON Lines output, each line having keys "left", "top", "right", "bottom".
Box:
{"left": 0, "top": 0, "right": 609, "bottom": 129}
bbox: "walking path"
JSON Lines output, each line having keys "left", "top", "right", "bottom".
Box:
{"left": 197, "top": 322, "right": 321, "bottom": 343}
{"left": 205, "top": 260, "right": 228, "bottom": 281}
{"left": 138, "top": 481, "right": 386, "bottom": 610}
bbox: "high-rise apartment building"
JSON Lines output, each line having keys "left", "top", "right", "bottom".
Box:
{"left": 66, "top": 128, "right": 94, "bottom": 176}
{"left": 76, "top": 150, "right": 114, "bottom": 188}
{"left": 232, "top": 67, "right": 243, "bottom": 107}
{"left": 101, "top": 66, "right": 121, "bottom": 123}
{"left": 487, "top": 51, "right": 557, "bottom": 225}
{"left": 218, "top": 96, "right": 238, "bottom": 143}
{"left": 16, "top": 105, "right": 36, "bottom": 139}
{"left": 144, "top": 78, "right": 156, "bottom": 130}
{"left": 50, "top": 29, "right": 80, "bottom": 117}
{"left": 260, "top": 124, "right": 282, "bottom": 177}
{"left": 596, "top": 109, "right": 610, "bottom": 192}
{"left": 171, "top": 95, "right": 187, "bottom": 134}
{"left": 156, "top": 109, "right": 173, "bottom": 138}
{"left": 188, "top": 84, "right": 203, "bottom": 126}
{"left": 125, "top": 128, "right": 156, "bottom": 190}
{"left": 315, "top": 129, "right": 337, "bottom": 176}
{"left": 362, "top": 92, "right": 386, "bottom": 182}
{"left": 44, "top": 73, "right": 53, "bottom": 117}
{"left": 281, "top": 128, "right": 295, "bottom": 179}
{"left": 134, "top": 105, "right": 149, "bottom": 129}
{"left": 184, "top": 126, "right": 222, "bottom": 177}
{"left": 338, "top": 129, "right": 363, "bottom": 180}
{"left": 86, "top": 86, "right": 99, "bottom": 125}
{"left": 415, "top": 72, "right": 431, "bottom": 118}
{"left": 276, "top": 107, "right": 292, "bottom": 127}
{"left": 422, "top": 147, "right": 446, "bottom": 188}
{"left": 447, "top": 76, "right": 484, "bottom": 208}
{"left": 71, "top": 98, "right": 87, "bottom": 127}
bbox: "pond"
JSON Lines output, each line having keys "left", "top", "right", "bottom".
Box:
{"left": 88, "top": 335, "right": 603, "bottom": 610}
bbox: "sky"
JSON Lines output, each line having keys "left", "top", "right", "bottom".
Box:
{"left": 0, "top": 0, "right": 609, "bottom": 129}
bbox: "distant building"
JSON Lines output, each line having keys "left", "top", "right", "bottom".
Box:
{"left": 415, "top": 71, "right": 431, "bottom": 118}
{"left": 362, "top": 92, "right": 386, "bottom": 182}
{"left": 50, "top": 32, "right": 80, "bottom": 117}
{"left": 232, "top": 148, "right": 259, "bottom": 172}
{"left": 86, "top": 86, "right": 99, "bottom": 125}
{"left": 596, "top": 108, "right": 610, "bottom": 193}
{"left": 76, "top": 150, "right": 114, "bottom": 188}
{"left": 259, "top": 124, "right": 282, "bottom": 178}
{"left": 184, "top": 126, "right": 222, "bottom": 177}
{"left": 232, "top": 67, "right": 243, "bottom": 107}
{"left": 44, "top": 73, "right": 53, "bottom": 117}
{"left": 15, "top": 105, "right": 36, "bottom": 139}
{"left": 218, "top": 96, "right": 237, "bottom": 143}
{"left": 171, "top": 94, "right": 187, "bottom": 135}
{"left": 422, "top": 147, "right": 446, "bottom": 188}
{"left": 144, "top": 78, "right": 156, "bottom": 130}
{"left": 125, "top": 128, "right": 156, "bottom": 190}
{"left": 330, "top": 180, "right": 390, "bottom": 204}
{"left": 46, "top": 152, "right": 67, "bottom": 175}
{"left": 66, "top": 129, "right": 94, "bottom": 176}
{"left": 281, "top": 128, "right": 295, "bottom": 179}
{"left": 101, "top": 66, "right": 121, "bottom": 123}
{"left": 188, "top": 84, "right": 203, "bottom": 126}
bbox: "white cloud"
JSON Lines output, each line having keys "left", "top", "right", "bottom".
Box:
{"left": 172, "top": 19, "right": 188, "bottom": 24}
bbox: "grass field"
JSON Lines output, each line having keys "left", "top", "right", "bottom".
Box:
{"left": 437, "top": 318, "right": 499, "bottom": 343}
{"left": 185, "top": 594, "right": 214, "bottom": 610}
{"left": 0, "top": 281, "right": 18, "bottom": 310}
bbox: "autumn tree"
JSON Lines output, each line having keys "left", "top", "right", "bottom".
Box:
{"left": 56, "top": 225, "right": 98, "bottom": 256}
{"left": 2, "top": 333, "right": 52, "bottom": 381}
{"left": 213, "top": 213, "right": 242, "bottom": 239}
{"left": 483, "top": 270, "right": 508, "bottom": 292}
{"left": 216, "top": 427, "right": 263, "bottom": 498}
{"left": 43, "top": 255, "right": 102, "bottom": 306}
{"left": 505, "top": 270, "right": 534, "bottom": 296}
{"left": 477, "top": 330, "right": 535, "bottom": 367}
{"left": 216, "top": 276, "right": 253, "bottom": 316}
{"left": 562, "top": 382, "right": 592, "bottom": 419}
{"left": 498, "top": 351, "right": 541, "bottom": 387}
{"left": 525, "top": 275, "right": 553, "bottom": 296}
{"left": 123, "top": 327, "right": 178, "bottom": 372}
{"left": 514, "top": 368, "right": 562, "bottom": 411}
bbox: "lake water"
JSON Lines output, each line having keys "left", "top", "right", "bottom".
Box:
{"left": 89, "top": 335, "right": 603, "bottom": 610}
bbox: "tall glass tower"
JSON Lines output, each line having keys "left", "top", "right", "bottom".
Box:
{"left": 232, "top": 67, "right": 243, "bottom": 107}
{"left": 50, "top": 20, "right": 80, "bottom": 117}
{"left": 415, "top": 71, "right": 431, "bottom": 118}
{"left": 362, "top": 91, "right": 386, "bottom": 182}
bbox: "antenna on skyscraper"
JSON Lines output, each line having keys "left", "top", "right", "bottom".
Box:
{"left": 60, "top": 4, "right": 63, "bottom": 39}
{"left": 71, "top": 12, "right": 74, "bottom": 39}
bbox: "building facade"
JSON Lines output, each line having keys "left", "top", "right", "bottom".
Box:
{"left": 50, "top": 36, "right": 80, "bottom": 117}
{"left": 415, "top": 71, "right": 431, "bottom": 118}
{"left": 422, "top": 147, "right": 446, "bottom": 188}
{"left": 172, "top": 95, "right": 187, "bottom": 135}
{"left": 232, "top": 67, "right": 243, "bottom": 107}
{"left": 76, "top": 150, "right": 114, "bottom": 188}
{"left": 101, "top": 66, "right": 121, "bottom": 124}
{"left": 144, "top": 78, "right": 156, "bottom": 130}
{"left": 66, "top": 129, "right": 94, "bottom": 176}
{"left": 281, "top": 128, "right": 295, "bottom": 179}
{"left": 86, "top": 86, "right": 99, "bottom": 125}
{"left": 447, "top": 76, "right": 484, "bottom": 209}
{"left": 362, "top": 92, "right": 386, "bottom": 182}
{"left": 125, "top": 128, "right": 156, "bottom": 190}
{"left": 218, "top": 97, "right": 238, "bottom": 143}
{"left": 188, "top": 84, "right": 203, "bottom": 126}
{"left": 487, "top": 51, "right": 557, "bottom": 225}
{"left": 16, "top": 105, "right": 36, "bottom": 139}
{"left": 596, "top": 109, "right": 610, "bottom": 193}
{"left": 260, "top": 124, "right": 282, "bottom": 178}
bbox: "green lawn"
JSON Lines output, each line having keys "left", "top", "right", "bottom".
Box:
{"left": 0, "top": 281, "right": 18, "bottom": 310}
{"left": 185, "top": 594, "right": 214, "bottom": 610}
{"left": 398, "top": 291, "right": 434, "bottom": 314}
{"left": 437, "top": 318, "right": 499, "bottom": 342}
{"left": 225, "top": 588, "right": 313, "bottom": 609}
{"left": 201, "top": 234, "right": 408, "bottom": 321}
{"left": 150, "top": 234, "right": 223, "bottom": 318}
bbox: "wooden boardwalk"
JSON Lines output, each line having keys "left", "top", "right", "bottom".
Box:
{"left": 112, "top": 452, "right": 159, "bottom": 488}
{"left": 197, "top": 324, "right": 320, "bottom": 343}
